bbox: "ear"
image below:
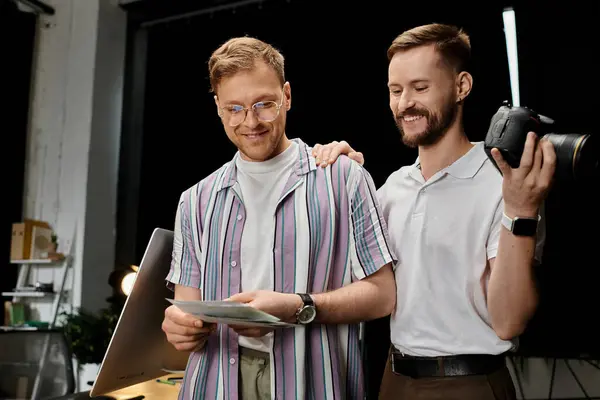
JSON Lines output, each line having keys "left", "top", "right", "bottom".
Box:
{"left": 214, "top": 95, "right": 222, "bottom": 117}
{"left": 283, "top": 81, "right": 291, "bottom": 111}
{"left": 456, "top": 71, "right": 473, "bottom": 103}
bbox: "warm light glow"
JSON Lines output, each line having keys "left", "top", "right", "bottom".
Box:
{"left": 503, "top": 7, "right": 520, "bottom": 106}
{"left": 121, "top": 272, "right": 137, "bottom": 296}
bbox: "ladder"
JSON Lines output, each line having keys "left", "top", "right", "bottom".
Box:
{"left": 1, "top": 252, "right": 73, "bottom": 400}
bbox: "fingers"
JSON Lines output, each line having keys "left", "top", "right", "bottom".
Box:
{"left": 230, "top": 326, "right": 273, "bottom": 337}
{"left": 538, "top": 139, "right": 556, "bottom": 189}
{"left": 166, "top": 331, "right": 209, "bottom": 350}
{"left": 324, "top": 141, "right": 355, "bottom": 167}
{"left": 490, "top": 148, "right": 511, "bottom": 177}
{"left": 319, "top": 141, "right": 339, "bottom": 167}
{"left": 313, "top": 142, "right": 339, "bottom": 166}
{"left": 312, "top": 143, "right": 323, "bottom": 163}
{"left": 532, "top": 140, "right": 543, "bottom": 174}
{"left": 169, "top": 335, "right": 208, "bottom": 352}
{"left": 349, "top": 151, "right": 365, "bottom": 166}
{"left": 519, "top": 132, "right": 538, "bottom": 171}
{"left": 226, "top": 291, "right": 255, "bottom": 303}
{"left": 165, "top": 305, "right": 206, "bottom": 329}
{"left": 313, "top": 140, "right": 361, "bottom": 168}
{"left": 162, "top": 315, "right": 214, "bottom": 337}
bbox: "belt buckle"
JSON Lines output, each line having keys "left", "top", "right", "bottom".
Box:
{"left": 390, "top": 351, "right": 406, "bottom": 375}
{"left": 390, "top": 352, "right": 398, "bottom": 374}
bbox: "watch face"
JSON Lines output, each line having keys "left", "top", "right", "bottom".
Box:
{"left": 298, "top": 306, "right": 316, "bottom": 324}
{"left": 513, "top": 218, "right": 538, "bottom": 236}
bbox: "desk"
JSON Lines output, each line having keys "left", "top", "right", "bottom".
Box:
{"left": 51, "top": 374, "right": 181, "bottom": 400}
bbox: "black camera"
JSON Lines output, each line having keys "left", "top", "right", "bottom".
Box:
{"left": 484, "top": 101, "right": 598, "bottom": 182}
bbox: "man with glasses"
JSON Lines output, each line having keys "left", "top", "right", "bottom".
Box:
{"left": 161, "top": 36, "right": 397, "bottom": 400}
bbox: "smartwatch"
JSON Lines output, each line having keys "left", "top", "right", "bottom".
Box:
{"left": 295, "top": 293, "right": 317, "bottom": 325}
{"left": 501, "top": 212, "right": 540, "bottom": 237}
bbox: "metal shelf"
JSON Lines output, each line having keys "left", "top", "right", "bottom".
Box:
{"left": 2, "top": 291, "right": 54, "bottom": 298}
{"left": 10, "top": 259, "right": 57, "bottom": 264}
{"left": 0, "top": 325, "right": 40, "bottom": 332}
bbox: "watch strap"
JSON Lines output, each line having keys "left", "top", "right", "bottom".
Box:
{"left": 297, "top": 293, "right": 314, "bottom": 307}
{"left": 501, "top": 212, "right": 540, "bottom": 234}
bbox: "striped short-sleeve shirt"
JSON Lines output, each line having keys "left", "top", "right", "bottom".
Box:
{"left": 166, "top": 138, "right": 395, "bottom": 400}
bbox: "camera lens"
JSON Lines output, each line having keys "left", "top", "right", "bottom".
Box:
{"left": 542, "top": 133, "right": 599, "bottom": 181}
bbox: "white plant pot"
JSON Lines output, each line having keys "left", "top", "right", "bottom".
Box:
{"left": 77, "top": 362, "right": 101, "bottom": 392}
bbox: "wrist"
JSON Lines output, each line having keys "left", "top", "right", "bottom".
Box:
{"left": 287, "top": 294, "right": 304, "bottom": 322}
{"left": 504, "top": 206, "right": 539, "bottom": 219}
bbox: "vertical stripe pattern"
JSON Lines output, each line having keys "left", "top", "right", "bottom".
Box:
{"left": 166, "top": 139, "right": 395, "bottom": 399}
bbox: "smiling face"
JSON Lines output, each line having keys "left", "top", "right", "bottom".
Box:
{"left": 388, "top": 44, "right": 461, "bottom": 148}
{"left": 215, "top": 61, "right": 291, "bottom": 162}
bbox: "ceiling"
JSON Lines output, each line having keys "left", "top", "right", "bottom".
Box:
{"left": 118, "top": 0, "right": 268, "bottom": 26}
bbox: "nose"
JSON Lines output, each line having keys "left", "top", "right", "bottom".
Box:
{"left": 396, "top": 92, "right": 415, "bottom": 115}
{"left": 242, "top": 109, "right": 260, "bottom": 129}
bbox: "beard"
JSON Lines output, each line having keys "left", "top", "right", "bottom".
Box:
{"left": 395, "top": 98, "right": 458, "bottom": 148}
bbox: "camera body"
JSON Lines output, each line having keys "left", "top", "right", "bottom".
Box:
{"left": 484, "top": 101, "right": 598, "bottom": 181}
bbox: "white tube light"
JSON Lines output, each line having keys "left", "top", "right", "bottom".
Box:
{"left": 503, "top": 7, "right": 520, "bottom": 107}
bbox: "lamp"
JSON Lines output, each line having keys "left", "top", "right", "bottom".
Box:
{"left": 108, "top": 265, "right": 138, "bottom": 297}
{"left": 503, "top": 7, "right": 520, "bottom": 107}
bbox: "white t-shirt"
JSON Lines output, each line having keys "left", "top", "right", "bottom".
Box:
{"left": 235, "top": 140, "right": 299, "bottom": 353}
{"left": 377, "top": 142, "right": 545, "bottom": 357}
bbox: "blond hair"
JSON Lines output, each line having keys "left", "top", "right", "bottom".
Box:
{"left": 208, "top": 36, "right": 285, "bottom": 93}
{"left": 388, "top": 23, "right": 471, "bottom": 73}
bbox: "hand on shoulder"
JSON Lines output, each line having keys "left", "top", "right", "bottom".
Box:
{"left": 312, "top": 140, "right": 365, "bottom": 168}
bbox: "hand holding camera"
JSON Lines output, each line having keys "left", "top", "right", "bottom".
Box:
{"left": 490, "top": 132, "right": 556, "bottom": 217}
{"left": 484, "top": 101, "right": 599, "bottom": 217}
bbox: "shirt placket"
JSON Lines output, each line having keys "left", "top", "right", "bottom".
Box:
{"left": 223, "top": 189, "right": 246, "bottom": 396}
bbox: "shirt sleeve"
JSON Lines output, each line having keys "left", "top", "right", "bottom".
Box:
{"left": 487, "top": 199, "right": 546, "bottom": 263}
{"left": 165, "top": 189, "right": 203, "bottom": 290}
{"left": 346, "top": 162, "right": 397, "bottom": 281}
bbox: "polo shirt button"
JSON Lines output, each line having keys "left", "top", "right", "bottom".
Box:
{"left": 229, "top": 357, "right": 236, "bottom": 365}
{"left": 231, "top": 261, "right": 237, "bottom": 267}
{"left": 237, "top": 214, "right": 243, "bottom": 221}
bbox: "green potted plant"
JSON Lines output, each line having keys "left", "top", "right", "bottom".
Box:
{"left": 59, "top": 306, "right": 120, "bottom": 389}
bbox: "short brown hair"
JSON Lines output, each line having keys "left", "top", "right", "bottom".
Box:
{"left": 208, "top": 36, "right": 285, "bottom": 93}
{"left": 387, "top": 23, "right": 471, "bottom": 73}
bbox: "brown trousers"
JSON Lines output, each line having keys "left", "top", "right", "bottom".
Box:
{"left": 378, "top": 354, "right": 517, "bottom": 400}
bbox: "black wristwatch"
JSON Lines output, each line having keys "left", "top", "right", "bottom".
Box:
{"left": 502, "top": 212, "right": 540, "bottom": 237}
{"left": 295, "top": 293, "right": 316, "bottom": 325}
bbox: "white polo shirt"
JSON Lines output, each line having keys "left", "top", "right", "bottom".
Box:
{"left": 377, "top": 141, "right": 545, "bottom": 357}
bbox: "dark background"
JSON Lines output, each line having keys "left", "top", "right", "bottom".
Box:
{"left": 116, "top": 0, "right": 599, "bottom": 395}
{"left": 4, "top": 0, "right": 599, "bottom": 397}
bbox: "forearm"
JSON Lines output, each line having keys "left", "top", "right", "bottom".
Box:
{"left": 174, "top": 284, "right": 202, "bottom": 301}
{"left": 310, "top": 264, "right": 396, "bottom": 324}
{"left": 487, "top": 222, "right": 539, "bottom": 340}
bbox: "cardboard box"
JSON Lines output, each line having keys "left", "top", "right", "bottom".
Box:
{"left": 10, "top": 219, "right": 52, "bottom": 261}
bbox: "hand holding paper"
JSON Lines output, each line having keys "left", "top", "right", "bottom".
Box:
{"left": 162, "top": 305, "right": 216, "bottom": 352}
{"left": 226, "top": 290, "right": 303, "bottom": 323}
{"left": 166, "top": 291, "right": 300, "bottom": 331}
{"left": 224, "top": 290, "right": 303, "bottom": 337}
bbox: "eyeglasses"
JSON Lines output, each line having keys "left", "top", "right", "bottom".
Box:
{"left": 218, "top": 92, "right": 285, "bottom": 127}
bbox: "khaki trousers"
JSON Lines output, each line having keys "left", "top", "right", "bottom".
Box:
{"left": 239, "top": 347, "right": 271, "bottom": 400}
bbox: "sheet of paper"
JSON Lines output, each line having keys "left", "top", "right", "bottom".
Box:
{"left": 166, "top": 299, "right": 297, "bottom": 328}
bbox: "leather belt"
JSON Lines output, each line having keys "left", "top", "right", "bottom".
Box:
{"left": 390, "top": 349, "right": 506, "bottom": 378}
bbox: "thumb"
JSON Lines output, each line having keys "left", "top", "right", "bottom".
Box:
{"left": 225, "top": 291, "right": 255, "bottom": 303}
{"left": 349, "top": 151, "right": 364, "bottom": 166}
{"left": 491, "top": 148, "right": 511, "bottom": 177}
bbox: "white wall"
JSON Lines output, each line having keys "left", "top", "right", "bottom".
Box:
{"left": 22, "top": 0, "right": 126, "bottom": 320}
